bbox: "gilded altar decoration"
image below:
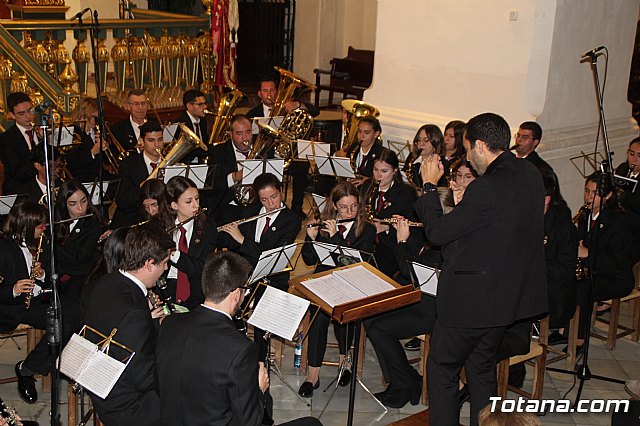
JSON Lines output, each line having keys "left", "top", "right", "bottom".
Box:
{"left": 10, "top": 72, "right": 28, "bottom": 94}
{"left": 22, "top": 0, "right": 66, "bottom": 5}
{"left": 72, "top": 39, "right": 90, "bottom": 94}
{"left": 58, "top": 59, "right": 78, "bottom": 95}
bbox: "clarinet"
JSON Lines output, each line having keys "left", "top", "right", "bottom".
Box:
{"left": 25, "top": 233, "right": 45, "bottom": 310}
{"left": 0, "top": 395, "right": 19, "bottom": 426}
{"left": 150, "top": 277, "right": 177, "bottom": 314}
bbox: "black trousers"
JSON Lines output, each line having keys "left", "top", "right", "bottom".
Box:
{"left": 288, "top": 160, "right": 310, "bottom": 214}
{"left": 427, "top": 322, "right": 506, "bottom": 426}
{"left": 306, "top": 307, "right": 354, "bottom": 368}
{"left": 364, "top": 294, "right": 435, "bottom": 389}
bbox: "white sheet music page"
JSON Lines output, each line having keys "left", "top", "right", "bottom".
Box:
{"left": 412, "top": 262, "right": 439, "bottom": 296}
{"left": 332, "top": 265, "right": 394, "bottom": 296}
{"left": 78, "top": 351, "right": 128, "bottom": 399}
{"left": 248, "top": 286, "right": 310, "bottom": 340}
{"left": 302, "top": 275, "right": 363, "bottom": 307}
{"left": 249, "top": 243, "right": 297, "bottom": 283}
{"left": 60, "top": 333, "right": 96, "bottom": 380}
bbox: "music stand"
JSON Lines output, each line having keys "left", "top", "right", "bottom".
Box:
{"left": 162, "top": 123, "right": 179, "bottom": 142}
{"left": 52, "top": 124, "right": 77, "bottom": 150}
{"left": 248, "top": 242, "right": 299, "bottom": 284}
{"left": 238, "top": 159, "right": 285, "bottom": 184}
{"left": 290, "top": 262, "right": 422, "bottom": 426}
{"left": 408, "top": 261, "right": 439, "bottom": 296}
{"left": 570, "top": 151, "right": 605, "bottom": 179}
{"left": 297, "top": 140, "right": 332, "bottom": 159}
{"left": 160, "top": 164, "right": 215, "bottom": 190}
{"left": 82, "top": 179, "right": 121, "bottom": 207}
{"left": 313, "top": 155, "right": 355, "bottom": 179}
{"left": 251, "top": 116, "right": 284, "bottom": 134}
{"left": 0, "top": 194, "right": 18, "bottom": 215}
{"left": 383, "top": 138, "right": 412, "bottom": 163}
{"left": 308, "top": 240, "right": 377, "bottom": 269}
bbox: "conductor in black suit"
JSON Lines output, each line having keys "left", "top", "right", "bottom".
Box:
{"left": 156, "top": 251, "right": 321, "bottom": 426}
{"left": 111, "top": 121, "right": 164, "bottom": 228}
{"left": 109, "top": 89, "right": 149, "bottom": 152}
{"left": 84, "top": 221, "right": 174, "bottom": 426}
{"left": 218, "top": 172, "right": 301, "bottom": 361}
{"left": 417, "top": 113, "right": 547, "bottom": 425}
{"left": 0, "top": 92, "right": 39, "bottom": 195}
{"left": 173, "top": 88, "right": 209, "bottom": 164}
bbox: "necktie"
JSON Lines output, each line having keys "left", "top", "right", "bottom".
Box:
{"left": 261, "top": 217, "right": 271, "bottom": 238}
{"left": 338, "top": 224, "right": 351, "bottom": 246}
{"left": 25, "top": 129, "right": 34, "bottom": 150}
{"left": 151, "top": 162, "right": 158, "bottom": 169}
{"left": 194, "top": 121, "right": 201, "bottom": 139}
{"left": 176, "top": 226, "right": 190, "bottom": 302}
{"left": 358, "top": 151, "right": 367, "bottom": 174}
{"left": 376, "top": 191, "right": 386, "bottom": 213}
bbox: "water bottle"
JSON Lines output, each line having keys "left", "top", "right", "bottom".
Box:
{"left": 293, "top": 332, "right": 302, "bottom": 368}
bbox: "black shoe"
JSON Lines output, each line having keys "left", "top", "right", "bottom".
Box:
{"left": 381, "top": 386, "right": 422, "bottom": 409}
{"left": 404, "top": 337, "right": 421, "bottom": 351}
{"left": 298, "top": 379, "right": 320, "bottom": 398}
{"left": 457, "top": 384, "right": 470, "bottom": 408}
{"left": 548, "top": 330, "right": 568, "bottom": 346}
{"left": 15, "top": 362, "right": 37, "bottom": 404}
{"left": 338, "top": 369, "right": 352, "bottom": 387}
{"left": 374, "top": 386, "right": 394, "bottom": 402}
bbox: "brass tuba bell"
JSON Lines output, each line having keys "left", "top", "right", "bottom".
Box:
{"left": 146, "top": 123, "right": 208, "bottom": 181}
{"left": 341, "top": 99, "right": 380, "bottom": 153}
{"left": 207, "top": 86, "right": 247, "bottom": 146}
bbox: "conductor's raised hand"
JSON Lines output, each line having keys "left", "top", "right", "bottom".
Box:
{"left": 421, "top": 154, "right": 444, "bottom": 186}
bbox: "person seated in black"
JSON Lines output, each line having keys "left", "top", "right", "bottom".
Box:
{"left": 15, "top": 143, "right": 63, "bottom": 204}
{"left": 1, "top": 201, "right": 80, "bottom": 404}
{"left": 140, "top": 178, "right": 173, "bottom": 228}
{"left": 54, "top": 180, "right": 104, "bottom": 299}
{"left": 109, "top": 89, "right": 149, "bottom": 152}
{"left": 217, "top": 172, "right": 301, "bottom": 360}
{"left": 165, "top": 175, "right": 217, "bottom": 309}
{"left": 342, "top": 116, "right": 384, "bottom": 189}
{"left": 365, "top": 188, "right": 452, "bottom": 409}
{"left": 173, "top": 88, "right": 209, "bottom": 164}
{"left": 207, "top": 114, "right": 255, "bottom": 224}
{"left": 403, "top": 123, "right": 449, "bottom": 188}
{"left": 573, "top": 171, "right": 636, "bottom": 351}
{"left": 362, "top": 149, "right": 418, "bottom": 277}
{"left": 65, "top": 97, "right": 112, "bottom": 182}
{"left": 442, "top": 120, "right": 466, "bottom": 164}
{"left": 298, "top": 181, "right": 376, "bottom": 397}
{"left": 0, "top": 92, "right": 40, "bottom": 195}
{"left": 615, "top": 137, "right": 640, "bottom": 215}
{"left": 111, "top": 121, "right": 164, "bottom": 228}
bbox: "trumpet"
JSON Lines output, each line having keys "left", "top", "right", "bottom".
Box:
{"left": 25, "top": 232, "right": 45, "bottom": 309}
{"left": 167, "top": 208, "right": 208, "bottom": 233}
{"left": 217, "top": 207, "right": 285, "bottom": 232}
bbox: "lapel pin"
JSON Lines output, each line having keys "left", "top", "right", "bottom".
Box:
{"left": 271, "top": 226, "right": 276, "bottom": 232}
{"left": 75, "top": 228, "right": 80, "bottom": 233}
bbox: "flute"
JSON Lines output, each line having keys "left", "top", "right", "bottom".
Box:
{"left": 53, "top": 213, "right": 94, "bottom": 225}
{"left": 305, "top": 218, "right": 356, "bottom": 228}
{"left": 167, "top": 208, "right": 208, "bottom": 233}
{"left": 376, "top": 217, "right": 424, "bottom": 227}
{"left": 217, "top": 207, "right": 285, "bottom": 231}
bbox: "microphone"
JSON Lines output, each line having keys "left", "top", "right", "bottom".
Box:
{"left": 71, "top": 7, "right": 90, "bottom": 21}
{"left": 581, "top": 46, "right": 605, "bottom": 59}
{"left": 34, "top": 100, "right": 52, "bottom": 113}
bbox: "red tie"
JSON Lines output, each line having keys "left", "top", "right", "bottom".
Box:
{"left": 151, "top": 162, "right": 158, "bottom": 169}
{"left": 261, "top": 217, "right": 271, "bottom": 238}
{"left": 338, "top": 224, "right": 351, "bottom": 246}
{"left": 376, "top": 191, "right": 386, "bottom": 213}
{"left": 25, "top": 129, "right": 34, "bottom": 150}
{"left": 176, "top": 226, "right": 190, "bottom": 302}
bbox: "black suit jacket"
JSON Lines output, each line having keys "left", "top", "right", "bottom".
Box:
{"left": 173, "top": 111, "right": 209, "bottom": 163}
{"left": 345, "top": 142, "right": 384, "bottom": 178}
{"left": 84, "top": 272, "right": 160, "bottom": 426}
{"left": 246, "top": 102, "right": 320, "bottom": 119}
{"left": 577, "top": 207, "right": 636, "bottom": 300}
{"left": 415, "top": 151, "right": 548, "bottom": 328}
{"left": 361, "top": 180, "right": 418, "bottom": 220}
{"left": 544, "top": 207, "right": 578, "bottom": 328}
{"left": 168, "top": 218, "right": 218, "bottom": 309}
{"left": 207, "top": 141, "right": 240, "bottom": 214}
{"left": 112, "top": 153, "right": 149, "bottom": 228}
{"left": 405, "top": 153, "right": 449, "bottom": 187}
{"left": 65, "top": 127, "right": 103, "bottom": 182}
{"left": 15, "top": 178, "right": 45, "bottom": 204}
{"left": 109, "top": 118, "right": 139, "bottom": 152}
{"left": 55, "top": 215, "right": 103, "bottom": 277}
{"left": 0, "top": 125, "right": 35, "bottom": 194}
{"left": 157, "top": 306, "right": 265, "bottom": 426}
{"left": 615, "top": 161, "right": 640, "bottom": 216}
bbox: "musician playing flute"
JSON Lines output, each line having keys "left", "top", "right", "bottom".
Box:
{"left": 218, "top": 172, "right": 301, "bottom": 361}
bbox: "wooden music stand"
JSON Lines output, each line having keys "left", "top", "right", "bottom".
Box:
{"left": 290, "top": 262, "right": 421, "bottom": 425}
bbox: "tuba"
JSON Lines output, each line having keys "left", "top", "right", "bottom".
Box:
{"left": 270, "top": 66, "right": 315, "bottom": 117}
{"left": 146, "top": 123, "right": 208, "bottom": 181}
{"left": 207, "top": 86, "right": 246, "bottom": 146}
{"left": 341, "top": 99, "right": 379, "bottom": 153}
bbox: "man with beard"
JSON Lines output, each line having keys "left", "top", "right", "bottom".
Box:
{"left": 417, "top": 113, "right": 547, "bottom": 426}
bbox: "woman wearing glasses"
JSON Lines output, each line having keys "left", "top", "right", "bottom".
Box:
{"left": 403, "top": 124, "right": 449, "bottom": 187}
{"left": 298, "top": 181, "right": 376, "bottom": 398}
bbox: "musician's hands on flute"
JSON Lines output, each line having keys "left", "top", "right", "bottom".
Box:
{"left": 219, "top": 221, "right": 245, "bottom": 244}
{"left": 391, "top": 215, "right": 411, "bottom": 242}
{"left": 305, "top": 219, "right": 320, "bottom": 240}
{"left": 322, "top": 218, "right": 338, "bottom": 238}
{"left": 421, "top": 153, "right": 444, "bottom": 186}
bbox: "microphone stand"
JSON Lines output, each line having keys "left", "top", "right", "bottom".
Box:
{"left": 34, "top": 103, "right": 63, "bottom": 426}
{"left": 546, "top": 48, "right": 625, "bottom": 407}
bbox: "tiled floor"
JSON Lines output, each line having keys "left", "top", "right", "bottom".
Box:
{"left": 1, "top": 308, "right": 638, "bottom": 425}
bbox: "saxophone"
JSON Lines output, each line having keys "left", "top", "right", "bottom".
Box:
{"left": 25, "top": 232, "right": 45, "bottom": 310}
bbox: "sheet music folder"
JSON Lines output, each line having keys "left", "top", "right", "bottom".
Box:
{"left": 289, "top": 262, "right": 420, "bottom": 324}
{"left": 60, "top": 325, "right": 134, "bottom": 399}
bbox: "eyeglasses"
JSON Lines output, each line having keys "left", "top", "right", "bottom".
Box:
{"left": 414, "top": 136, "right": 431, "bottom": 143}
{"left": 337, "top": 204, "right": 359, "bottom": 213}
{"left": 514, "top": 133, "right": 531, "bottom": 141}
{"left": 189, "top": 101, "right": 207, "bottom": 107}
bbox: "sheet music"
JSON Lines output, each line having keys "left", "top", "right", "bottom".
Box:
{"left": 311, "top": 242, "right": 363, "bottom": 267}
{"left": 252, "top": 116, "right": 284, "bottom": 134}
{"left": 52, "top": 126, "right": 75, "bottom": 147}
{"left": 312, "top": 194, "right": 327, "bottom": 212}
{"left": 78, "top": 351, "right": 128, "bottom": 399}
{"left": 163, "top": 123, "right": 179, "bottom": 142}
{"left": 248, "top": 286, "right": 310, "bottom": 340}
{"left": 314, "top": 156, "right": 355, "bottom": 178}
{"left": 302, "top": 275, "right": 365, "bottom": 307}
{"left": 188, "top": 165, "right": 210, "bottom": 188}
{"left": 384, "top": 138, "right": 412, "bottom": 163}
{"left": 0, "top": 194, "right": 18, "bottom": 215}
{"left": 82, "top": 181, "right": 110, "bottom": 205}
{"left": 297, "top": 140, "right": 331, "bottom": 159}
{"left": 332, "top": 265, "right": 394, "bottom": 296}
{"left": 60, "top": 333, "right": 95, "bottom": 380}
{"left": 239, "top": 159, "right": 285, "bottom": 184}
{"left": 249, "top": 243, "right": 297, "bottom": 283}
{"left": 411, "top": 262, "right": 439, "bottom": 296}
